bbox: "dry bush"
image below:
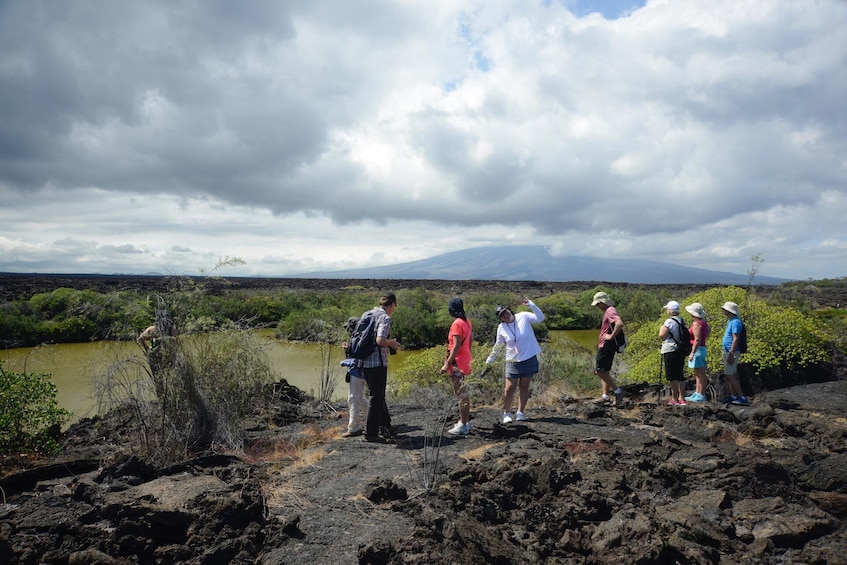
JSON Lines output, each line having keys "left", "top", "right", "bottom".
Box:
{"left": 95, "top": 325, "right": 276, "bottom": 464}
{"left": 709, "top": 428, "right": 754, "bottom": 447}
{"left": 559, "top": 438, "right": 612, "bottom": 455}
{"left": 243, "top": 424, "right": 335, "bottom": 468}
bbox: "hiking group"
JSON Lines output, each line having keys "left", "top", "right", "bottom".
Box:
{"left": 339, "top": 290, "right": 749, "bottom": 443}
{"left": 657, "top": 298, "right": 748, "bottom": 406}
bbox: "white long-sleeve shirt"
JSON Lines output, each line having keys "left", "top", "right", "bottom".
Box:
{"left": 486, "top": 300, "right": 545, "bottom": 364}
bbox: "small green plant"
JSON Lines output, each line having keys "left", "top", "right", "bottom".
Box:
{"left": 534, "top": 334, "right": 598, "bottom": 397}
{"left": 390, "top": 343, "right": 498, "bottom": 400}
{"left": 0, "top": 361, "right": 70, "bottom": 454}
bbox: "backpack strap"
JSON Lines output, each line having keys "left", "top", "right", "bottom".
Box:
{"left": 669, "top": 316, "right": 684, "bottom": 345}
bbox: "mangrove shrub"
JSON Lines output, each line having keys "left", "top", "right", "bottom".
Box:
{"left": 0, "top": 362, "right": 69, "bottom": 454}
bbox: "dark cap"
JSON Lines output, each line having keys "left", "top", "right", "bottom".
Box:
{"left": 495, "top": 304, "right": 510, "bottom": 318}
{"left": 448, "top": 297, "right": 464, "bottom": 316}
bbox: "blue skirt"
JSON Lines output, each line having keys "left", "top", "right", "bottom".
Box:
{"left": 506, "top": 355, "right": 539, "bottom": 378}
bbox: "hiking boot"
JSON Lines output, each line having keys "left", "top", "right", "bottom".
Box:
{"left": 341, "top": 429, "right": 363, "bottom": 438}
{"left": 447, "top": 422, "right": 470, "bottom": 436}
{"left": 515, "top": 411, "right": 527, "bottom": 421}
{"left": 362, "top": 435, "right": 385, "bottom": 443}
{"left": 502, "top": 413, "right": 513, "bottom": 424}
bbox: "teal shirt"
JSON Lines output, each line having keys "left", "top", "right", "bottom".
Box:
{"left": 722, "top": 317, "right": 743, "bottom": 352}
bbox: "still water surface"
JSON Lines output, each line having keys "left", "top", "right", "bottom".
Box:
{"left": 0, "top": 329, "right": 597, "bottom": 424}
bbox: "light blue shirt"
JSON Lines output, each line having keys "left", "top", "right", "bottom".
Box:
{"left": 722, "top": 317, "right": 743, "bottom": 352}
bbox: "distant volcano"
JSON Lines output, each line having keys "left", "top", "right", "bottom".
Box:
{"left": 292, "top": 245, "right": 789, "bottom": 285}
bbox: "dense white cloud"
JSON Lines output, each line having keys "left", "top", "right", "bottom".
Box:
{"left": 1, "top": 0, "right": 845, "bottom": 280}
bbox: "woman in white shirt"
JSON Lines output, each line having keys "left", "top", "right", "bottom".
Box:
{"left": 485, "top": 298, "right": 545, "bottom": 424}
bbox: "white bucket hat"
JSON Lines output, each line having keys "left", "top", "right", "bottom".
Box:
{"left": 662, "top": 300, "right": 680, "bottom": 313}
{"left": 685, "top": 302, "right": 707, "bottom": 319}
{"left": 722, "top": 301, "right": 739, "bottom": 316}
{"left": 591, "top": 291, "right": 613, "bottom": 306}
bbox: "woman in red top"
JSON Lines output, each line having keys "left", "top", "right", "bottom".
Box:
{"left": 441, "top": 297, "right": 473, "bottom": 436}
{"left": 684, "top": 303, "right": 710, "bottom": 403}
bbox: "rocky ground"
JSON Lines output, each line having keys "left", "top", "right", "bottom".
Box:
{"left": 2, "top": 375, "right": 846, "bottom": 564}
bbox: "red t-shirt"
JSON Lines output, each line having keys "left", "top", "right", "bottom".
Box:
{"left": 448, "top": 317, "right": 473, "bottom": 375}
{"left": 598, "top": 306, "right": 621, "bottom": 349}
{"left": 690, "top": 318, "right": 710, "bottom": 346}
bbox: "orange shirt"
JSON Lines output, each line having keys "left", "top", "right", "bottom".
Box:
{"left": 448, "top": 317, "right": 473, "bottom": 375}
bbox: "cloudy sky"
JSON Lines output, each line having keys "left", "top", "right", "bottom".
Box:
{"left": 1, "top": 0, "right": 845, "bottom": 280}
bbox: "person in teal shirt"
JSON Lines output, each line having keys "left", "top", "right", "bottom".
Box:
{"left": 720, "top": 302, "right": 747, "bottom": 405}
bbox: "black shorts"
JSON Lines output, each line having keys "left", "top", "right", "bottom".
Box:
{"left": 595, "top": 343, "right": 616, "bottom": 372}
{"left": 663, "top": 349, "right": 686, "bottom": 382}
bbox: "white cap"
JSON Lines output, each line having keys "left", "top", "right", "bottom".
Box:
{"left": 663, "top": 300, "right": 680, "bottom": 313}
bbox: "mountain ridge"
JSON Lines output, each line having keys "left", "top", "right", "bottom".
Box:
{"left": 292, "top": 245, "right": 789, "bottom": 285}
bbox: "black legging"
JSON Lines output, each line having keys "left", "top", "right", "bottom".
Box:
{"left": 363, "top": 365, "right": 390, "bottom": 437}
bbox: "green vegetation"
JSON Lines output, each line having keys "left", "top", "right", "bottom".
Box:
{"left": 390, "top": 343, "right": 495, "bottom": 399}
{"left": 1, "top": 280, "right": 745, "bottom": 350}
{"left": 0, "top": 362, "right": 69, "bottom": 454}
{"left": 2, "top": 270, "right": 845, "bottom": 461}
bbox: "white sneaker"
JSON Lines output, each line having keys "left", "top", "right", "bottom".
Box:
{"left": 447, "top": 422, "right": 470, "bottom": 436}
{"left": 502, "top": 413, "right": 513, "bottom": 424}
{"left": 515, "top": 411, "right": 527, "bottom": 421}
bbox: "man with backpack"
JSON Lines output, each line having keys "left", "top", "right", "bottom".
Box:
{"left": 360, "top": 292, "right": 401, "bottom": 443}
{"left": 720, "top": 301, "right": 748, "bottom": 405}
{"left": 659, "top": 300, "right": 689, "bottom": 405}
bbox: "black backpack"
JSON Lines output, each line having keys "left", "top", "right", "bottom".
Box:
{"left": 737, "top": 323, "right": 748, "bottom": 354}
{"left": 348, "top": 309, "right": 379, "bottom": 360}
{"left": 671, "top": 316, "right": 693, "bottom": 356}
{"left": 611, "top": 322, "right": 627, "bottom": 353}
